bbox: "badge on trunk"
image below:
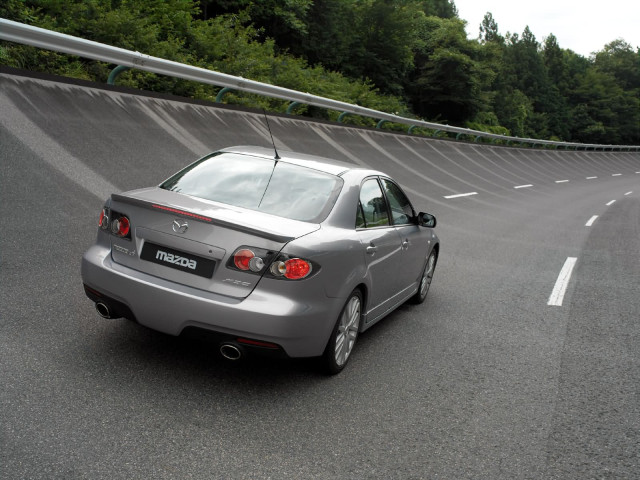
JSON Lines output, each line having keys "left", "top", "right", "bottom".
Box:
{"left": 172, "top": 219, "right": 189, "bottom": 234}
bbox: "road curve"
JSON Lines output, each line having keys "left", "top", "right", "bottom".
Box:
{"left": 1, "top": 69, "right": 639, "bottom": 479}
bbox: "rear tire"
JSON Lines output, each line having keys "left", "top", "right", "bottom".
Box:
{"left": 321, "top": 290, "right": 362, "bottom": 375}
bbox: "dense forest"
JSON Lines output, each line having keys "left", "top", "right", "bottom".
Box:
{"left": 1, "top": 0, "right": 639, "bottom": 145}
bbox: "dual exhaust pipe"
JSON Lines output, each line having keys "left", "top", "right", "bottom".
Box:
{"left": 219, "top": 343, "right": 243, "bottom": 361}
{"left": 95, "top": 302, "right": 112, "bottom": 319}
{"left": 95, "top": 302, "right": 244, "bottom": 361}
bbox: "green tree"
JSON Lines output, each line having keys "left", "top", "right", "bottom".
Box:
{"left": 478, "top": 12, "right": 503, "bottom": 44}
{"left": 341, "top": 0, "right": 424, "bottom": 96}
{"left": 198, "top": 0, "right": 311, "bottom": 38}
{"left": 408, "top": 15, "right": 484, "bottom": 123}
{"left": 419, "top": 0, "right": 458, "bottom": 18}
{"left": 569, "top": 67, "right": 639, "bottom": 144}
{"left": 291, "top": 0, "right": 360, "bottom": 70}
{"left": 541, "top": 34, "right": 570, "bottom": 139}
{"left": 494, "top": 88, "right": 534, "bottom": 138}
{"left": 594, "top": 39, "right": 640, "bottom": 90}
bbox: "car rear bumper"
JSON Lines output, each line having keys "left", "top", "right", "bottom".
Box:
{"left": 81, "top": 245, "right": 341, "bottom": 357}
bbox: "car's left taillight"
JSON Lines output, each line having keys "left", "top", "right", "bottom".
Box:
{"left": 98, "top": 207, "right": 131, "bottom": 240}
{"left": 110, "top": 215, "right": 130, "bottom": 238}
{"left": 99, "top": 208, "right": 109, "bottom": 230}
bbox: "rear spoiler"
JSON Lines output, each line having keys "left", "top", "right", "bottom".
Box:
{"left": 111, "top": 193, "right": 297, "bottom": 243}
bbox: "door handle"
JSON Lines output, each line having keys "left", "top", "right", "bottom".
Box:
{"left": 366, "top": 245, "right": 378, "bottom": 254}
{"left": 402, "top": 239, "right": 410, "bottom": 249}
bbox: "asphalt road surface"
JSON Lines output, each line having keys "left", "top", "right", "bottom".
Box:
{"left": 1, "top": 70, "right": 639, "bottom": 479}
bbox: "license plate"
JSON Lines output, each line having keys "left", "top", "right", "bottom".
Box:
{"left": 140, "top": 242, "right": 215, "bottom": 278}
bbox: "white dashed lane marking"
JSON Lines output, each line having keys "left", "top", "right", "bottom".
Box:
{"left": 548, "top": 257, "right": 578, "bottom": 307}
{"left": 443, "top": 192, "right": 478, "bottom": 199}
{"left": 444, "top": 175, "right": 633, "bottom": 201}
{"left": 585, "top": 216, "right": 598, "bottom": 227}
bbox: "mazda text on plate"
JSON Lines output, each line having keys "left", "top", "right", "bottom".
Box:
{"left": 81, "top": 146, "right": 439, "bottom": 373}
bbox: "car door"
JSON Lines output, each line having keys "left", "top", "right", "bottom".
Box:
{"left": 380, "top": 178, "right": 429, "bottom": 292}
{"left": 356, "top": 177, "right": 405, "bottom": 321}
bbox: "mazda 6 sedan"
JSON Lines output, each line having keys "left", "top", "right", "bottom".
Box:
{"left": 81, "top": 146, "right": 439, "bottom": 373}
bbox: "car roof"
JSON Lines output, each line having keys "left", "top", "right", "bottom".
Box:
{"left": 218, "top": 145, "right": 380, "bottom": 177}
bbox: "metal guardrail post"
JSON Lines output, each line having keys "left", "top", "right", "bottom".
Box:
{"left": 376, "top": 119, "right": 387, "bottom": 129}
{"left": 215, "top": 87, "right": 232, "bottom": 103}
{"left": 337, "top": 112, "right": 349, "bottom": 123}
{"left": 286, "top": 101, "right": 301, "bottom": 114}
{"left": 107, "top": 65, "right": 130, "bottom": 85}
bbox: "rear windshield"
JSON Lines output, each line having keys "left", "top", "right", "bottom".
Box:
{"left": 160, "top": 152, "right": 343, "bottom": 222}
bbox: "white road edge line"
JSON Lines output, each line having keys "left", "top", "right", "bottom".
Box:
{"left": 606, "top": 200, "right": 616, "bottom": 206}
{"left": 585, "top": 215, "right": 598, "bottom": 227}
{"left": 443, "top": 192, "right": 478, "bottom": 199}
{"left": 555, "top": 180, "right": 569, "bottom": 183}
{"left": 548, "top": 257, "right": 578, "bottom": 306}
{"left": 514, "top": 184, "right": 533, "bottom": 189}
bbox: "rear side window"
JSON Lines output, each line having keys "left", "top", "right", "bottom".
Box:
{"left": 358, "top": 179, "right": 390, "bottom": 228}
{"left": 161, "top": 153, "right": 343, "bottom": 222}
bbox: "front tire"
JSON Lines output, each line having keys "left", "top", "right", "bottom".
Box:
{"left": 411, "top": 251, "right": 437, "bottom": 304}
{"left": 322, "top": 290, "right": 362, "bottom": 375}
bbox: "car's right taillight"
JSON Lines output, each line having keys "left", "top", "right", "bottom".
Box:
{"left": 227, "top": 247, "right": 317, "bottom": 280}
{"left": 269, "top": 257, "right": 312, "bottom": 280}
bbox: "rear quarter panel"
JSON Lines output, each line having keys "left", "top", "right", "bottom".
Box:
{"left": 283, "top": 226, "right": 368, "bottom": 301}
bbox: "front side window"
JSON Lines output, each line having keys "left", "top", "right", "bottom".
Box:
{"left": 381, "top": 179, "right": 415, "bottom": 225}
{"left": 160, "top": 153, "right": 343, "bottom": 222}
{"left": 357, "top": 179, "right": 390, "bottom": 228}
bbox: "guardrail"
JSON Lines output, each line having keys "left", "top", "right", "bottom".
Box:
{"left": 1, "top": 18, "right": 638, "bottom": 151}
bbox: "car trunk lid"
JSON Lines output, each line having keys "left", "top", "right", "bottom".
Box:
{"left": 107, "top": 187, "right": 319, "bottom": 298}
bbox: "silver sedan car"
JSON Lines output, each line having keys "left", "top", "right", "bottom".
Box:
{"left": 81, "top": 146, "right": 439, "bottom": 373}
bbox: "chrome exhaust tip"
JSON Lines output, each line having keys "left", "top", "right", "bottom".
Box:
{"left": 95, "top": 302, "right": 111, "bottom": 319}
{"left": 220, "top": 343, "right": 242, "bottom": 361}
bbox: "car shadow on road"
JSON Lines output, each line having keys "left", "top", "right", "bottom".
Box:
{"left": 73, "top": 295, "right": 438, "bottom": 397}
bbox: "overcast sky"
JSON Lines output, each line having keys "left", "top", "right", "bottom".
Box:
{"left": 453, "top": 0, "right": 640, "bottom": 57}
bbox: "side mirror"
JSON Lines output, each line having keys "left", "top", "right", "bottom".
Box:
{"left": 418, "top": 212, "right": 437, "bottom": 228}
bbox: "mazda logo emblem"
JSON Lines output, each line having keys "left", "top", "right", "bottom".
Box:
{"left": 172, "top": 219, "right": 189, "bottom": 234}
